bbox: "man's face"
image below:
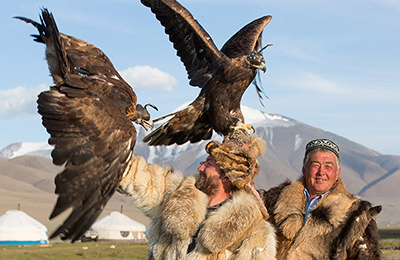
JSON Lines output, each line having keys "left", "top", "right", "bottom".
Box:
{"left": 196, "top": 156, "right": 223, "bottom": 195}
{"left": 302, "top": 151, "right": 341, "bottom": 199}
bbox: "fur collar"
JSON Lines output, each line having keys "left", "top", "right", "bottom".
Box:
{"left": 198, "top": 189, "right": 264, "bottom": 253}
{"left": 162, "top": 176, "right": 264, "bottom": 253}
{"left": 274, "top": 177, "right": 356, "bottom": 241}
{"left": 162, "top": 176, "right": 209, "bottom": 240}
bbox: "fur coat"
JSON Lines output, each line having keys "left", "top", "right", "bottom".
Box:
{"left": 118, "top": 155, "right": 276, "bottom": 260}
{"left": 259, "top": 177, "right": 381, "bottom": 260}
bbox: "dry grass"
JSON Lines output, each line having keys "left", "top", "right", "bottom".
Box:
{"left": 0, "top": 242, "right": 148, "bottom": 260}
{"left": 0, "top": 228, "right": 399, "bottom": 260}
{"left": 380, "top": 227, "right": 400, "bottom": 260}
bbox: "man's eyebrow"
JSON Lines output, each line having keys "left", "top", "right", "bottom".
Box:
{"left": 310, "top": 160, "right": 321, "bottom": 164}
{"left": 310, "top": 160, "right": 334, "bottom": 165}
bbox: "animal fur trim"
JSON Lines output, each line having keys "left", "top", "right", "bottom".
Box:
{"left": 206, "top": 133, "right": 266, "bottom": 189}
{"left": 268, "top": 177, "right": 381, "bottom": 259}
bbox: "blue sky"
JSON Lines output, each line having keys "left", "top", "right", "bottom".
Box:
{"left": 1, "top": 0, "right": 399, "bottom": 155}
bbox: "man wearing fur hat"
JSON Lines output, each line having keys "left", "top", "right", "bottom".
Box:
{"left": 259, "top": 139, "right": 381, "bottom": 260}
{"left": 118, "top": 126, "right": 276, "bottom": 260}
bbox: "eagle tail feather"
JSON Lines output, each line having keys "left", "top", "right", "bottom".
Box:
{"left": 50, "top": 195, "right": 105, "bottom": 242}
{"left": 16, "top": 8, "right": 68, "bottom": 85}
{"left": 143, "top": 96, "right": 214, "bottom": 145}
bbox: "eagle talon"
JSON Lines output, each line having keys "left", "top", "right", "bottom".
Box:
{"left": 232, "top": 122, "right": 255, "bottom": 135}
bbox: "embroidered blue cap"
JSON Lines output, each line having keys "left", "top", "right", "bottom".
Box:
{"left": 305, "top": 139, "right": 339, "bottom": 158}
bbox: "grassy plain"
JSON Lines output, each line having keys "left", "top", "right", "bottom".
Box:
{"left": 0, "top": 242, "right": 148, "bottom": 260}
{"left": 0, "top": 228, "right": 399, "bottom": 260}
{"left": 379, "top": 227, "right": 400, "bottom": 260}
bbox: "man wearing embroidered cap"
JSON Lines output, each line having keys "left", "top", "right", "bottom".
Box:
{"left": 302, "top": 138, "right": 341, "bottom": 202}
{"left": 259, "top": 138, "right": 382, "bottom": 260}
{"left": 117, "top": 124, "right": 276, "bottom": 259}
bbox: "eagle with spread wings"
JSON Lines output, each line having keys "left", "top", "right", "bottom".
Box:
{"left": 15, "top": 9, "right": 156, "bottom": 241}
{"left": 142, "top": 0, "right": 272, "bottom": 146}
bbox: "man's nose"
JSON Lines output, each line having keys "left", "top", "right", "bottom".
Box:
{"left": 198, "top": 163, "right": 205, "bottom": 172}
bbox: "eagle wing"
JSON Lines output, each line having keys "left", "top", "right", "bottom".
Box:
{"left": 220, "top": 16, "right": 272, "bottom": 103}
{"left": 16, "top": 9, "right": 138, "bottom": 241}
{"left": 142, "top": 0, "right": 272, "bottom": 145}
{"left": 220, "top": 16, "right": 272, "bottom": 58}
{"left": 143, "top": 95, "right": 213, "bottom": 145}
{"left": 141, "top": 0, "right": 229, "bottom": 88}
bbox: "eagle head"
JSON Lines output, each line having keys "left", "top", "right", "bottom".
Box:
{"left": 247, "top": 44, "right": 273, "bottom": 73}
{"left": 133, "top": 104, "right": 158, "bottom": 131}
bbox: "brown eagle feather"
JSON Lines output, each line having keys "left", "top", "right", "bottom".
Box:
{"left": 142, "top": 0, "right": 272, "bottom": 146}
{"left": 15, "top": 9, "right": 153, "bottom": 242}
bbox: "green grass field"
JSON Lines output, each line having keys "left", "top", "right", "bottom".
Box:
{"left": 0, "top": 242, "right": 148, "bottom": 260}
{"left": 1, "top": 229, "right": 399, "bottom": 260}
{"left": 379, "top": 228, "right": 400, "bottom": 260}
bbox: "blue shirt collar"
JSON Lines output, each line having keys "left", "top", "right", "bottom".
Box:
{"left": 303, "top": 188, "right": 331, "bottom": 222}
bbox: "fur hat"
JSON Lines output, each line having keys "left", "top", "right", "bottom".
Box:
{"left": 205, "top": 126, "right": 266, "bottom": 189}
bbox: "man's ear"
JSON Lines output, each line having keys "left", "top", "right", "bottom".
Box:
{"left": 336, "top": 166, "right": 341, "bottom": 180}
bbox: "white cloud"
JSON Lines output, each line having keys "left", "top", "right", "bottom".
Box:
{"left": 0, "top": 84, "right": 47, "bottom": 118}
{"left": 119, "top": 65, "right": 176, "bottom": 91}
{"left": 0, "top": 65, "right": 176, "bottom": 119}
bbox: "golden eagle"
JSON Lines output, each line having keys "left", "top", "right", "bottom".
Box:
{"left": 15, "top": 9, "right": 156, "bottom": 241}
{"left": 142, "top": 0, "right": 272, "bottom": 146}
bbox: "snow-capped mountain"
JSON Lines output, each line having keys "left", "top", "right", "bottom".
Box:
{"left": 0, "top": 106, "right": 295, "bottom": 160}
{"left": 131, "top": 106, "right": 299, "bottom": 171}
{"left": 1, "top": 106, "right": 400, "bottom": 225}
{"left": 0, "top": 141, "right": 53, "bottom": 159}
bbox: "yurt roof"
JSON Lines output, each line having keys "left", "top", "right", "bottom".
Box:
{"left": 0, "top": 210, "right": 48, "bottom": 244}
{"left": 0, "top": 210, "right": 47, "bottom": 232}
{"left": 92, "top": 211, "right": 145, "bottom": 231}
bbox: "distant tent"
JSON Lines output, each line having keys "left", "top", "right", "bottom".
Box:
{"left": 90, "top": 211, "right": 147, "bottom": 242}
{"left": 0, "top": 210, "right": 48, "bottom": 245}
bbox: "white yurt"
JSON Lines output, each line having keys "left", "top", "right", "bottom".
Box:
{"left": 90, "top": 211, "right": 147, "bottom": 242}
{"left": 0, "top": 210, "right": 48, "bottom": 245}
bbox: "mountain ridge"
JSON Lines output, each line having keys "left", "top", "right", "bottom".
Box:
{"left": 1, "top": 106, "right": 399, "bottom": 227}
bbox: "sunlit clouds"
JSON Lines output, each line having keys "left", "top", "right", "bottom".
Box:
{"left": 0, "top": 84, "right": 47, "bottom": 118}
{"left": 0, "top": 65, "right": 176, "bottom": 118}
{"left": 119, "top": 65, "right": 176, "bottom": 91}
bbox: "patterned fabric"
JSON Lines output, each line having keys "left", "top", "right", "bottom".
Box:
{"left": 305, "top": 139, "right": 340, "bottom": 158}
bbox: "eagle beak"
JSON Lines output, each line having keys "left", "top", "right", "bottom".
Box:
{"left": 140, "top": 119, "right": 154, "bottom": 131}
{"left": 257, "top": 44, "right": 272, "bottom": 73}
{"left": 139, "top": 103, "right": 158, "bottom": 131}
{"left": 253, "top": 63, "right": 267, "bottom": 73}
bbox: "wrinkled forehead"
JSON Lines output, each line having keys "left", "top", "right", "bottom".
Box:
{"left": 202, "top": 155, "right": 223, "bottom": 175}
{"left": 306, "top": 149, "right": 338, "bottom": 164}
{"left": 205, "top": 155, "right": 215, "bottom": 162}
{"left": 206, "top": 155, "right": 220, "bottom": 167}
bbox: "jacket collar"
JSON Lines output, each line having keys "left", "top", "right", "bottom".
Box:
{"left": 274, "top": 177, "right": 355, "bottom": 241}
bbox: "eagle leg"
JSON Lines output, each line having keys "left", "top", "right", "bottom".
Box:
{"left": 231, "top": 121, "right": 255, "bottom": 135}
